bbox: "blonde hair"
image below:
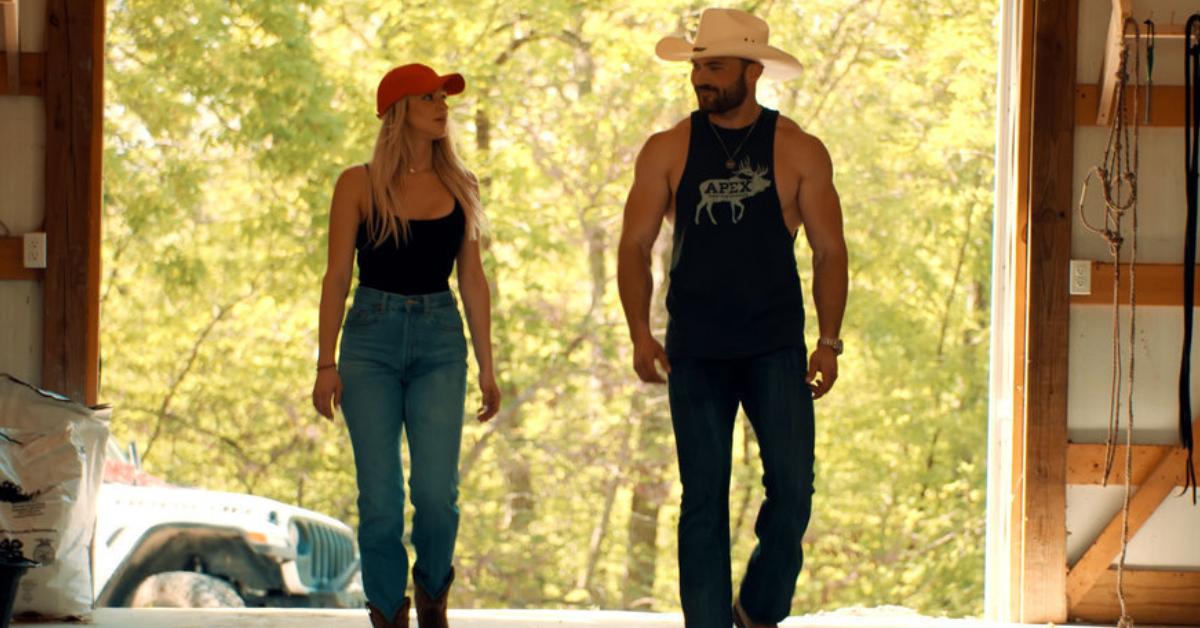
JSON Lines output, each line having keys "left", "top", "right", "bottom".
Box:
{"left": 366, "top": 97, "right": 486, "bottom": 247}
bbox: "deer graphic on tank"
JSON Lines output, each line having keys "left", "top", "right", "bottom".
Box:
{"left": 695, "top": 159, "right": 771, "bottom": 225}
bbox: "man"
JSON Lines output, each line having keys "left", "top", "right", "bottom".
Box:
{"left": 617, "top": 8, "right": 848, "bottom": 628}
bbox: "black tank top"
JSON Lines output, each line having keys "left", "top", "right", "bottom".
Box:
{"left": 355, "top": 167, "right": 466, "bottom": 295}
{"left": 665, "top": 108, "right": 807, "bottom": 359}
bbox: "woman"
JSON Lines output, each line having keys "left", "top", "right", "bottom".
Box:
{"left": 312, "top": 63, "right": 501, "bottom": 628}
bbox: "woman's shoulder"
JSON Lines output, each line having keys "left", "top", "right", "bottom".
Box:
{"left": 334, "top": 164, "right": 371, "bottom": 221}
{"left": 337, "top": 163, "right": 370, "bottom": 187}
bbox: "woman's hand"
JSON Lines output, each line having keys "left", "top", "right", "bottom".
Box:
{"left": 477, "top": 371, "right": 501, "bottom": 422}
{"left": 312, "top": 369, "right": 343, "bottom": 421}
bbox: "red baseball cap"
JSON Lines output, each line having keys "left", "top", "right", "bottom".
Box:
{"left": 376, "top": 63, "right": 466, "bottom": 118}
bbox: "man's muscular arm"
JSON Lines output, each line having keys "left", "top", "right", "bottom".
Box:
{"left": 794, "top": 130, "right": 848, "bottom": 399}
{"left": 618, "top": 131, "right": 676, "bottom": 384}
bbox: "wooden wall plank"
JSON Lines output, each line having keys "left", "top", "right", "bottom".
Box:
{"left": 42, "top": 0, "right": 103, "bottom": 404}
{"left": 1071, "top": 262, "right": 1200, "bottom": 306}
{"left": 0, "top": 52, "right": 45, "bottom": 96}
{"left": 1021, "top": 0, "right": 1077, "bottom": 621}
{"left": 1065, "top": 447, "right": 1188, "bottom": 609}
{"left": 1072, "top": 569, "right": 1200, "bottom": 625}
{"left": 0, "top": 236, "right": 41, "bottom": 281}
{"left": 1078, "top": 84, "right": 1184, "bottom": 127}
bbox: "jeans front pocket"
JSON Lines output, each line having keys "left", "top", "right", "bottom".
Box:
{"left": 344, "top": 304, "right": 382, "bottom": 329}
{"left": 429, "top": 308, "right": 463, "bottom": 333}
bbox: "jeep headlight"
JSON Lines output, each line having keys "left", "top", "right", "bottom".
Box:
{"left": 288, "top": 519, "right": 311, "bottom": 555}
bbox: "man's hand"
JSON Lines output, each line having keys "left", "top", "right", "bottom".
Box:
{"left": 633, "top": 333, "right": 671, "bottom": 384}
{"left": 806, "top": 345, "right": 839, "bottom": 399}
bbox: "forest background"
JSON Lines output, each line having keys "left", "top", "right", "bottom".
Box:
{"left": 99, "top": 0, "right": 997, "bottom": 616}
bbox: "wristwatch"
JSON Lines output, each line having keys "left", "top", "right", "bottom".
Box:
{"left": 817, "top": 337, "right": 844, "bottom": 356}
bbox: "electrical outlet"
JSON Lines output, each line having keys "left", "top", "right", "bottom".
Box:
{"left": 23, "top": 232, "right": 46, "bottom": 269}
{"left": 1069, "top": 259, "right": 1091, "bottom": 295}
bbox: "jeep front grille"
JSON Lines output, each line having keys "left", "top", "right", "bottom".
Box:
{"left": 293, "top": 519, "right": 357, "bottom": 589}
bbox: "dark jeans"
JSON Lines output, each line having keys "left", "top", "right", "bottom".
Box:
{"left": 668, "top": 346, "right": 816, "bottom": 627}
{"left": 339, "top": 287, "right": 468, "bottom": 618}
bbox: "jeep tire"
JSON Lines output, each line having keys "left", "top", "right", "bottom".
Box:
{"left": 128, "top": 571, "right": 246, "bottom": 608}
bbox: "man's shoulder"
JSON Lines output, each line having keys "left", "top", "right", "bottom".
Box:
{"left": 774, "top": 114, "right": 831, "bottom": 165}
{"left": 645, "top": 117, "right": 692, "bottom": 149}
{"left": 775, "top": 115, "right": 823, "bottom": 149}
{"left": 638, "top": 117, "right": 692, "bottom": 168}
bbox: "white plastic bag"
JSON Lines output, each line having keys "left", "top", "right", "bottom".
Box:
{"left": 0, "top": 425, "right": 86, "bottom": 614}
{"left": 0, "top": 375, "right": 109, "bottom": 618}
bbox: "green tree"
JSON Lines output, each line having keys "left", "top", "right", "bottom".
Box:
{"left": 101, "top": 0, "right": 996, "bottom": 616}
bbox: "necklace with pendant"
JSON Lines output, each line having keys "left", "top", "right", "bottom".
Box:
{"left": 707, "top": 111, "right": 761, "bottom": 170}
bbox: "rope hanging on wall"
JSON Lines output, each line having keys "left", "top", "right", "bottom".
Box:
{"left": 1181, "top": 15, "right": 1200, "bottom": 502}
{"left": 1077, "top": 17, "right": 1141, "bottom": 628}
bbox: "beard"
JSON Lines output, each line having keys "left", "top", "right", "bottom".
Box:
{"left": 695, "top": 71, "right": 749, "bottom": 114}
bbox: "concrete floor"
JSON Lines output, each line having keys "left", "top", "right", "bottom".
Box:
{"left": 8, "top": 608, "right": 1145, "bottom": 628}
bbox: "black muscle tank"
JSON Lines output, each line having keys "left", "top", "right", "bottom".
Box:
{"left": 665, "top": 108, "right": 807, "bottom": 359}
{"left": 355, "top": 166, "right": 466, "bottom": 295}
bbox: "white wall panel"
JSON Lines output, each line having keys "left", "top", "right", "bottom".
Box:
{"left": 1073, "top": 127, "right": 1192, "bottom": 265}
{"left": 0, "top": 281, "right": 40, "bottom": 383}
{"left": 1067, "top": 485, "right": 1200, "bottom": 568}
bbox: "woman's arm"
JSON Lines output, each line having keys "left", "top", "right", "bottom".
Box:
{"left": 457, "top": 229, "right": 501, "bottom": 421}
{"left": 312, "top": 166, "right": 365, "bottom": 420}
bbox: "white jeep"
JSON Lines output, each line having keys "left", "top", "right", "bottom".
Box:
{"left": 93, "top": 439, "right": 363, "bottom": 609}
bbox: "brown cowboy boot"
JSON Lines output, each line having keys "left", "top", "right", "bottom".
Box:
{"left": 367, "top": 597, "right": 411, "bottom": 628}
{"left": 413, "top": 567, "right": 453, "bottom": 628}
{"left": 733, "top": 598, "right": 778, "bottom": 628}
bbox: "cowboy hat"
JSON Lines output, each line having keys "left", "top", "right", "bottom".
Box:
{"left": 655, "top": 8, "right": 802, "bottom": 80}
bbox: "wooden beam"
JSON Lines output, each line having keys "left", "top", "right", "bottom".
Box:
{"left": 1072, "top": 569, "right": 1200, "bottom": 625}
{"left": 1020, "top": 0, "right": 1077, "bottom": 621}
{"left": 1125, "top": 23, "right": 1188, "bottom": 40}
{"left": 1067, "top": 443, "right": 1170, "bottom": 485}
{"left": 0, "top": 236, "right": 41, "bottom": 281}
{"left": 1068, "top": 419, "right": 1200, "bottom": 485}
{"left": 1095, "top": 0, "right": 1133, "bottom": 127}
{"left": 1077, "top": 84, "right": 1184, "bottom": 127}
{"left": 1065, "top": 446, "right": 1188, "bottom": 609}
{"left": 1071, "top": 262, "right": 1200, "bottom": 306}
{"left": 0, "top": 52, "right": 43, "bottom": 96}
{"left": 42, "top": 0, "right": 103, "bottom": 405}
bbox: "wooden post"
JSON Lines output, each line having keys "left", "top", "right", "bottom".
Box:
{"left": 42, "top": 0, "right": 103, "bottom": 404}
{"left": 1008, "top": 0, "right": 1035, "bottom": 617}
{"left": 1020, "top": 0, "right": 1077, "bottom": 621}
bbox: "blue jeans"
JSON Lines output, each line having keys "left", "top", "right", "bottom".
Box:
{"left": 667, "top": 346, "right": 816, "bottom": 627}
{"left": 338, "top": 286, "right": 468, "bottom": 618}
